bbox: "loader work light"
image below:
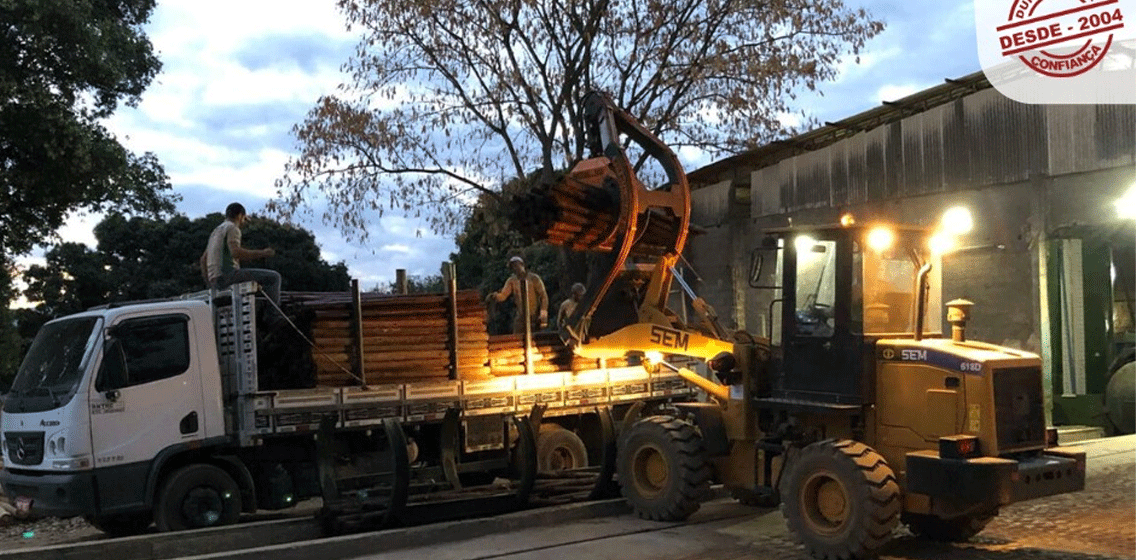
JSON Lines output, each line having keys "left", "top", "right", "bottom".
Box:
{"left": 941, "top": 206, "right": 974, "bottom": 235}
{"left": 867, "top": 227, "right": 895, "bottom": 252}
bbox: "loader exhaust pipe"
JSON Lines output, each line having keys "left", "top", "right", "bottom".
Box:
{"left": 914, "top": 262, "right": 933, "bottom": 342}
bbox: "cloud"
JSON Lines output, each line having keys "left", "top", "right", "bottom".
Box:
{"left": 234, "top": 33, "right": 353, "bottom": 74}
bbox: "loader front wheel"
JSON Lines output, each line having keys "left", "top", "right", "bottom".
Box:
{"left": 903, "top": 511, "right": 996, "bottom": 542}
{"left": 617, "top": 415, "right": 709, "bottom": 521}
{"left": 781, "top": 440, "right": 900, "bottom": 559}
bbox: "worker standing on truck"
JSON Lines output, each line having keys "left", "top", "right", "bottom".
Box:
{"left": 557, "top": 282, "right": 586, "bottom": 329}
{"left": 486, "top": 256, "right": 548, "bottom": 334}
{"left": 200, "top": 202, "right": 281, "bottom": 312}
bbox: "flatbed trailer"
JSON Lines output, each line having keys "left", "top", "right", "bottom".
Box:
{"left": 0, "top": 280, "right": 695, "bottom": 536}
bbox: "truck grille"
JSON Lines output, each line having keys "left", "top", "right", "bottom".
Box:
{"left": 992, "top": 367, "right": 1046, "bottom": 453}
{"left": 4, "top": 432, "right": 44, "bottom": 466}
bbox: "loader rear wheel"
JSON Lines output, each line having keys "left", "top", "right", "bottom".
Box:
{"left": 781, "top": 440, "right": 900, "bottom": 559}
{"left": 903, "top": 511, "right": 996, "bottom": 542}
{"left": 155, "top": 464, "right": 241, "bottom": 532}
{"left": 536, "top": 424, "right": 589, "bottom": 473}
{"left": 617, "top": 415, "right": 710, "bottom": 521}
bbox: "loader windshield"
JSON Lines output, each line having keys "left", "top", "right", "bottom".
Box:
{"left": 4, "top": 317, "right": 101, "bottom": 413}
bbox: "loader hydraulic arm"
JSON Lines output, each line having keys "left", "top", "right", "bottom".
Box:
{"left": 515, "top": 91, "right": 731, "bottom": 362}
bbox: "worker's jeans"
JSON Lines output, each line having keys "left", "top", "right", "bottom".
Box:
{"left": 213, "top": 269, "right": 282, "bottom": 316}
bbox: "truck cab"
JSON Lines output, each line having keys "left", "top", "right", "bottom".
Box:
{"left": 1, "top": 299, "right": 223, "bottom": 520}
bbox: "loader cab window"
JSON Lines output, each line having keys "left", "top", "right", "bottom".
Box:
{"left": 858, "top": 229, "right": 942, "bottom": 336}
{"left": 794, "top": 237, "right": 837, "bottom": 337}
{"left": 97, "top": 315, "right": 191, "bottom": 391}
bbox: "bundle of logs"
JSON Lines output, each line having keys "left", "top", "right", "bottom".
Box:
{"left": 268, "top": 290, "right": 491, "bottom": 387}
{"left": 255, "top": 290, "right": 641, "bottom": 389}
{"left": 487, "top": 332, "right": 634, "bottom": 376}
{"left": 508, "top": 173, "right": 683, "bottom": 256}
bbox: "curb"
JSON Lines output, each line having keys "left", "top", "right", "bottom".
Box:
{"left": 183, "top": 499, "right": 632, "bottom": 560}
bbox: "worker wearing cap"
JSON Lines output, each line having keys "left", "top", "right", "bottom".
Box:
{"left": 486, "top": 256, "right": 549, "bottom": 334}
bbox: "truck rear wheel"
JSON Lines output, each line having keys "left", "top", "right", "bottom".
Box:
{"left": 85, "top": 511, "right": 153, "bottom": 537}
{"left": 781, "top": 440, "right": 900, "bottom": 559}
{"left": 902, "top": 511, "right": 995, "bottom": 542}
{"left": 155, "top": 464, "right": 241, "bottom": 532}
{"left": 617, "top": 415, "right": 709, "bottom": 521}
{"left": 536, "top": 424, "right": 589, "bottom": 473}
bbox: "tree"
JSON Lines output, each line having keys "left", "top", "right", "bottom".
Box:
{"left": 0, "top": 0, "right": 177, "bottom": 261}
{"left": 272, "top": 0, "right": 883, "bottom": 239}
{"left": 22, "top": 213, "right": 352, "bottom": 311}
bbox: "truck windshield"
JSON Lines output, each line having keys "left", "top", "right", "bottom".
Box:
{"left": 4, "top": 317, "right": 100, "bottom": 414}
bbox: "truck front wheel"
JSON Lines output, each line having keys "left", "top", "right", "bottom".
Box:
{"left": 155, "top": 464, "right": 241, "bottom": 532}
{"left": 617, "top": 415, "right": 709, "bottom": 521}
{"left": 781, "top": 440, "right": 900, "bottom": 559}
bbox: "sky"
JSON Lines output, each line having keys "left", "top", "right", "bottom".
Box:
{"left": 20, "top": 0, "right": 983, "bottom": 293}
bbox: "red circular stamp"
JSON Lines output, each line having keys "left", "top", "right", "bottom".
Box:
{"left": 996, "top": 0, "right": 1127, "bottom": 77}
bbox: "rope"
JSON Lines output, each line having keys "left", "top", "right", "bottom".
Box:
{"left": 258, "top": 289, "right": 369, "bottom": 389}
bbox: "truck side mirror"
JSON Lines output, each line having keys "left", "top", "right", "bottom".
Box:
{"left": 95, "top": 338, "right": 129, "bottom": 395}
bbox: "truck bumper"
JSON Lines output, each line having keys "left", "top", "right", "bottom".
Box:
{"left": 905, "top": 446, "right": 1085, "bottom": 507}
{"left": 0, "top": 469, "right": 98, "bottom": 518}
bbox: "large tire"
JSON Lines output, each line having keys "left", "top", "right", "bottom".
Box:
{"left": 155, "top": 464, "right": 241, "bottom": 532}
{"left": 902, "top": 511, "right": 995, "bottom": 542}
{"left": 780, "top": 440, "right": 900, "bottom": 559}
{"left": 85, "top": 511, "right": 153, "bottom": 537}
{"left": 617, "top": 415, "right": 710, "bottom": 521}
{"left": 536, "top": 424, "right": 589, "bottom": 473}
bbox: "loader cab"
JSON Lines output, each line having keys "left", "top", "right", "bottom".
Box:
{"left": 754, "top": 224, "right": 942, "bottom": 406}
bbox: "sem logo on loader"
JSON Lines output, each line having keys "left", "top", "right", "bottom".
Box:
{"left": 878, "top": 346, "right": 984, "bottom": 375}
{"left": 649, "top": 325, "right": 689, "bottom": 351}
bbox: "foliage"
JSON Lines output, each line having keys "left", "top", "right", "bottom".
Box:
{"left": 20, "top": 213, "right": 352, "bottom": 315}
{"left": 378, "top": 274, "right": 445, "bottom": 294}
{"left": 272, "top": 0, "right": 883, "bottom": 239}
{"left": 3, "top": 213, "right": 350, "bottom": 388}
{"left": 0, "top": 0, "right": 178, "bottom": 260}
{"left": 451, "top": 185, "right": 570, "bottom": 334}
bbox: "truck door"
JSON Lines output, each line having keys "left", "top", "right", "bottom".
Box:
{"left": 88, "top": 312, "right": 205, "bottom": 510}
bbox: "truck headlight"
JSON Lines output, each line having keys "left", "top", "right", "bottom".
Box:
{"left": 51, "top": 457, "right": 91, "bottom": 470}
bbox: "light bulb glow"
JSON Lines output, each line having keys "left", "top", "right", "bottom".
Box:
{"left": 866, "top": 227, "right": 895, "bottom": 252}
{"left": 929, "top": 232, "right": 956, "bottom": 255}
{"left": 941, "top": 206, "right": 974, "bottom": 235}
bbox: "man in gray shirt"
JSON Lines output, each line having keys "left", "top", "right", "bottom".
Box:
{"left": 199, "top": 203, "right": 280, "bottom": 311}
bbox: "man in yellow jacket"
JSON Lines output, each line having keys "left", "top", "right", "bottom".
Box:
{"left": 486, "top": 256, "right": 548, "bottom": 334}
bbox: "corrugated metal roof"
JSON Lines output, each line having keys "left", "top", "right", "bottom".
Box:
{"left": 689, "top": 71, "right": 992, "bottom": 186}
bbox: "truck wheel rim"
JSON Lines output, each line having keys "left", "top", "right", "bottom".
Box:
{"left": 549, "top": 446, "right": 577, "bottom": 471}
{"left": 632, "top": 444, "right": 668, "bottom": 497}
{"left": 802, "top": 472, "right": 848, "bottom": 532}
{"left": 182, "top": 487, "right": 224, "bottom": 526}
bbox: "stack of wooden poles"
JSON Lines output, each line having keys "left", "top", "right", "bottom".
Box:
{"left": 486, "top": 332, "right": 634, "bottom": 375}
{"left": 282, "top": 290, "right": 491, "bottom": 386}
{"left": 509, "top": 173, "right": 683, "bottom": 256}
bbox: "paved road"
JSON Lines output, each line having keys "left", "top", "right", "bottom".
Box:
{"left": 353, "top": 436, "right": 1135, "bottom": 560}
